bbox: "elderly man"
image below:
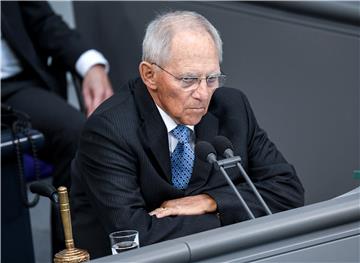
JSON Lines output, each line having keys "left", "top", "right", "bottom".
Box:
{"left": 71, "top": 11, "right": 304, "bottom": 258}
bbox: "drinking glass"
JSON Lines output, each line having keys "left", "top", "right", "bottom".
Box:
{"left": 109, "top": 230, "right": 139, "bottom": 255}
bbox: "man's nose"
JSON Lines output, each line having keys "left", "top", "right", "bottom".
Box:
{"left": 192, "top": 79, "right": 209, "bottom": 99}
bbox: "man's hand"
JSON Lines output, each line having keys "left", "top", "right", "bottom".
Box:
{"left": 82, "top": 64, "right": 113, "bottom": 117}
{"left": 149, "top": 194, "right": 217, "bottom": 218}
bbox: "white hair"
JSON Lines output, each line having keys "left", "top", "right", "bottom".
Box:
{"left": 142, "top": 11, "right": 223, "bottom": 66}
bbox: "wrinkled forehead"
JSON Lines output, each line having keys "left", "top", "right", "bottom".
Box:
{"left": 165, "top": 29, "right": 220, "bottom": 67}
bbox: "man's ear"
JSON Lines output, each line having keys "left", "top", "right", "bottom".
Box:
{"left": 139, "top": 62, "right": 157, "bottom": 91}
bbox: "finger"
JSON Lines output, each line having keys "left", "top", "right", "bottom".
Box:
{"left": 85, "top": 86, "right": 103, "bottom": 116}
{"left": 149, "top": 207, "right": 166, "bottom": 216}
{"left": 86, "top": 107, "right": 95, "bottom": 117}
{"left": 155, "top": 207, "right": 179, "bottom": 218}
{"left": 82, "top": 86, "right": 93, "bottom": 115}
{"left": 86, "top": 101, "right": 96, "bottom": 117}
{"left": 106, "top": 86, "right": 114, "bottom": 98}
{"left": 102, "top": 79, "right": 113, "bottom": 97}
{"left": 149, "top": 211, "right": 156, "bottom": 216}
{"left": 91, "top": 87, "right": 103, "bottom": 108}
{"left": 149, "top": 207, "right": 177, "bottom": 218}
{"left": 155, "top": 211, "right": 170, "bottom": 218}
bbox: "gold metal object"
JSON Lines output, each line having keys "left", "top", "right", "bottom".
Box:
{"left": 54, "top": 186, "right": 90, "bottom": 263}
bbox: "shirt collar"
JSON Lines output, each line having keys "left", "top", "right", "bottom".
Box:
{"left": 156, "top": 105, "right": 194, "bottom": 133}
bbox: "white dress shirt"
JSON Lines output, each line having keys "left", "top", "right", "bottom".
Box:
{"left": 75, "top": 49, "right": 109, "bottom": 77}
{"left": 1, "top": 37, "right": 23, "bottom": 79}
{"left": 156, "top": 105, "right": 195, "bottom": 154}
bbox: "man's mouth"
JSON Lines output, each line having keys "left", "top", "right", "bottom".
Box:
{"left": 188, "top": 107, "right": 205, "bottom": 112}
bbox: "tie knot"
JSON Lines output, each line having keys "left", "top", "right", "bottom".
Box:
{"left": 171, "top": 125, "right": 191, "bottom": 143}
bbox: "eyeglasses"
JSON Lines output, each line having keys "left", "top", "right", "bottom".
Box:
{"left": 152, "top": 63, "right": 226, "bottom": 90}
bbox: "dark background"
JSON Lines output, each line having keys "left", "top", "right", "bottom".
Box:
{"left": 72, "top": 1, "right": 360, "bottom": 204}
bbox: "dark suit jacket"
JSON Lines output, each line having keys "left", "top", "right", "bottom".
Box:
{"left": 1, "top": 1, "right": 89, "bottom": 97}
{"left": 71, "top": 77, "right": 304, "bottom": 258}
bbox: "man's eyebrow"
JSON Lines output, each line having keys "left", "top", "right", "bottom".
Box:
{"left": 208, "top": 72, "right": 222, "bottom": 76}
{"left": 179, "top": 71, "right": 221, "bottom": 77}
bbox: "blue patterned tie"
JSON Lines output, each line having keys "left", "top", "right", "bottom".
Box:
{"left": 170, "top": 125, "right": 194, "bottom": 190}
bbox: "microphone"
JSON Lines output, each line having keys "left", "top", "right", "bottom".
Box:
{"left": 196, "top": 141, "right": 255, "bottom": 219}
{"left": 30, "top": 181, "right": 59, "bottom": 203}
{"left": 195, "top": 141, "right": 217, "bottom": 165}
{"left": 212, "top": 135, "right": 236, "bottom": 159}
{"left": 212, "top": 136, "right": 272, "bottom": 215}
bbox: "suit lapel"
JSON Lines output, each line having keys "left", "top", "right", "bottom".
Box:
{"left": 132, "top": 79, "right": 172, "bottom": 183}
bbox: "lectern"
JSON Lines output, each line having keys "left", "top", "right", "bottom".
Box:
{"left": 90, "top": 189, "right": 360, "bottom": 262}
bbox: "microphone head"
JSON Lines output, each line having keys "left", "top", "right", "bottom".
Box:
{"left": 212, "top": 136, "right": 234, "bottom": 157}
{"left": 195, "top": 141, "right": 217, "bottom": 163}
{"left": 30, "top": 182, "right": 59, "bottom": 203}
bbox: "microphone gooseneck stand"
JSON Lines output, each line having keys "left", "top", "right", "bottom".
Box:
{"left": 212, "top": 136, "right": 272, "bottom": 216}
{"left": 196, "top": 141, "right": 255, "bottom": 219}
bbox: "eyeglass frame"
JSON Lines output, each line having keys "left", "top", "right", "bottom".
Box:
{"left": 151, "top": 63, "right": 226, "bottom": 90}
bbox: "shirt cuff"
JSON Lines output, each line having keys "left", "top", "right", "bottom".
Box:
{"left": 75, "top": 49, "right": 109, "bottom": 78}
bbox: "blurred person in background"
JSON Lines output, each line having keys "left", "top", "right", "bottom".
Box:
{"left": 1, "top": 1, "right": 113, "bottom": 255}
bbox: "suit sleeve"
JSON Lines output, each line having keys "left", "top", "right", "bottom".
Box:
{"left": 73, "top": 114, "right": 221, "bottom": 247}
{"left": 18, "top": 1, "right": 90, "bottom": 71}
{"left": 205, "top": 90, "right": 305, "bottom": 225}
